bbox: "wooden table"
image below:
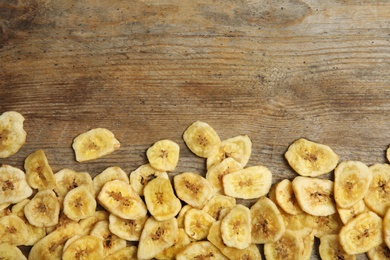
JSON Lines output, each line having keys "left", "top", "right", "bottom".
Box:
{"left": 1, "top": 0, "right": 389, "bottom": 259}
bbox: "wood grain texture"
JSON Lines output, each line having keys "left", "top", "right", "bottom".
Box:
{"left": 1, "top": 0, "right": 390, "bottom": 258}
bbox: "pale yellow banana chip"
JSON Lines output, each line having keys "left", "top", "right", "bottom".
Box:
{"left": 0, "top": 164, "right": 33, "bottom": 205}
{"left": 108, "top": 213, "right": 147, "bottom": 241}
{"left": 62, "top": 235, "right": 104, "bottom": 260}
{"left": 319, "top": 234, "right": 355, "bottom": 260}
{"left": 221, "top": 134, "right": 252, "bottom": 167}
{"left": 129, "top": 163, "right": 168, "bottom": 196}
{"left": 272, "top": 179, "right": 303, "bottom": 215}
{"left": 0, "top": 214, "right": 29, "bottom": 246}
{"left": 202, "top": 194, "right": 236, "bottom": 220}
{"left": 337, "top": 199, "right": 369, "bottom": 225}
{"left": 222, "top": 166, "right": 272, "bottom": 199}
{"left": 339, "top": 211, "right": 383, "bottom": 255}
{"left": 0, "top": 111, "right": 26, "bottom": 158}
{"left": 137, "top": 216, "right": 178, "bottom": 260}
{"left": 24, "top": 149, "right": 56, "bottom": 190}
{"left": 155, "top": 228, "right": 191, "bottom": 260}
{"left": 281, "top": 210, "right": 315, "bottom": 237}
{"left": 63, "top": 185, "right": 97, "bottom": 221}
{"left": 79, "top": 210, "right": 109, "bottom": 236}
{"left": 250, "top": 196, "right": 285, "bottom": 244}
{"left": 221, "top": 204, "right": 251, "bottom": 249}
{"left": 105, "top": 246, "right": 138, "bottom": 260}
{"left": 334, "top": 160, "right": 372, "bottom": 209}
{"left": 292, "top": 176, "right": 336, "bottom": 216}
{"left": 146, "top": 139, "right": 180, "bottom": 172}
{"left": 93, "top": 166, "right": 129, "bottom": 197}
{"left": 72, "top": 127, "right": 120, "bottom": 162}
{"left": 176, "top": 241, "right": 228, "bottom": 260}
{"left": 177, "top": 204, "right": 193, "bottom": 229}
{"left": 183, "top": 121, "right": 221, "bottom": 158}
{"left": 207, "top": 146, "right": 226, "bottom": 170}
{"left": 312, "top": 213, "right": 343, "bottom": 238}
{"left": 97, "top": 180, "right": 147, "bottom": 219}
{"left": 144, "top": 177, "right": 182, "bottom": 221}
{"left": 300, "top": 232, "right": 315, "bottom": 260}
{"left": 364, "top": 163, "right": 390, "bottom": 217}
{"left": 174, "top": 172, "right": 213, "bottom": 209}
{"left": 285, "top": 138, "right": 339, "bottom": 177}
{"left": 206, "top": 157, "right": 243, "bottom": 194}
{"left": 263, "top": 230, "right": 304, "bottom": 260}
{"left": 0, "top": 242, "right": 27, "bottom": 260}
{"left": 367, "top": 243, "right": 390, "bottom": 260}
{"left": 184, "top": 208, "right": 215, "bottom": 240}
{"left": 24, "top": 189, "right": 60, "bottom": 228}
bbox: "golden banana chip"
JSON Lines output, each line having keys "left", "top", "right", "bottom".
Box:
{"left": 0, "top": 164, "right": 33, "bottom": 205}
{"left": 0, "top": 111, "right": 26, "bottom": 158}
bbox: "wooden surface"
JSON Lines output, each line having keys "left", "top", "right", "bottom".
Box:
{"left": 1, "top": 0, "right": 390, "bottom": 259}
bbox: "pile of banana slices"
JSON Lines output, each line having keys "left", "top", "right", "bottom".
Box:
{"left": 1, "top": 111, "right": 390, "bottom": 259}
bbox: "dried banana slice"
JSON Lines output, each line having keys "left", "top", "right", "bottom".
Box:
{"left": 93, "top": 166, "right": 129, "bottom": 197}
{"left": 284, "top": 138, "right": 339, "bottom": 177}
{"left": 301, "top": 232, "right": 315, "bottom": 260}
{"left": 0, "top": 243, "right": 27, "bottom": 260}
{"left": 263, "top": 230, "right": 304, "bottom": 260}
{"left": 0, "top": 111, "right": 26, "bottom": 158}
{"left": 273, "top": 179, "right": 303, "bottom": 215}
{"left": 319, "top": 234, "right": 355, "bottom": 260}
{"left": 206, "top": 157, "right": 243, "bottom": 194}
{"left": 72, "top": 127, "right": 120, "bottom": 162}
{"left": 105, "top": 246, "right": 138, "bottom": 260}
{"left": 337, "top": 199, "right": 369, "bottom": 225}
{"left": 108, "top": 213, "right": 147, "bottom": 241}
{"left": 250, "top": 196, "right": 285, "bottom": 244}
{"left": 281, "top": 211, "right": 315, "bottom": 237}
{"left": 25, "top": 149, "right": 56, "bottom": 190}
{"left": 129, "top": 163, "right": 168, "bottom": 196}
{"left": 90, "top": 220, "right": 127, "bottom": 257}
{"left": 144, "top": 177, "right": 182, "bottom": 221}
{"left": 184, "top": 208, "right": 215, "bottom": 240}
{"left": 207, "top": 146, "right": 226, "bottom": 170}
{"left": 177, "top": 204, "right": 193, "bottom": 228}
{"left": 312, "top": 213, "right": 343, "bottom": 238}
{"left": 339, "top": 211, "right": 383, "bottom": 255}
{"left": 176, "top": 241, "right": 228, "bottom": 260}
{"left": 62, "top": 235, "right": 104, "bottom": 260}
{"left": 137, "top": 217, "right": 178, "bottom": 260}
{"left": 207, "top": 221, "right": 261, "bottom": 260}
{"left": 79, "top": 210, "right": 109, "bottom": 236}
{"left": 221, "top": 134, "right": 252, "bottom": 167}
{"left": 334, "top": 160, "right": 372, "bottom": 209}
{"left": 364, "top": 163, "right": 390, "bottom": 217}
{"left": 24, "top": 189, "right": 60, "bottom": 228}
{"left": 202, "top": 194, "right": 236, "bottom": 220}
{"left": 63, "top": 185, "right": 97, "bottom": 221}
{"left": 367, "top": 243, "right": 390, "bottom": 260}
{"left": 174, "top": 172, "right": 213, "bottom": 209}
{"left": 292, "top": 176, "right": 336, "bottom": 216}
{"left": 155, "top": 228, "right": 191, "bottom": 260}
{"left": 222, "top": 166, "right": 272, "bottom": 199}
{"left": 183, "top": 121, "right": 221, "bottom": 158}
{"left": 221, "top": 204, "right": 251, "bottom": 249}
{"left": 0, "top": 164, "right": 33, "bottom": 204}
{"left": 97, "top": 180, "right": 147, "bottom": 219}
{"left": 0, "top": 214, "right": 29, "bottom": 246}
{"left": 146, "top": 139, "right": 180, "bottom": 172}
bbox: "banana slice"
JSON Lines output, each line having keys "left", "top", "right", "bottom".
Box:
{"left": 105, "top": 246, "right": 138, "bottom": 260}
{"left": 339, "top": 211, "right": 383, "bottom": 255}
{"left": 46, "top": 212, "right": 79, "bottom": 235}
{"left": 63, "top": 185, "right": 97, "bottom": 221}
{"left": 273, "top": 179, "right": 303, "bottom": 215}
{"left": 93, "top": 166, "right": 129, "bottom": 197}
{"left": 174, "top": 172, "right": 214, "bottom": 209}
{"left": 284, "top": 138, "right": 339, "bottom": 177}
{"left": 337, "top": 199, "right": 369, "bottom": 225}
{"left": 207, "top": 146, "right": 226, "bottom": 170}
{"left": 0, "top": 243, "right": 27, "bottom": 260}
{"left": 0, "top": 111, "right": 26, "bottom": 158}
{"left": 146, "top": 139, "right": 180, "bottom": 172}
{"left": 202, "top": 194, "right": 236, "bottom": 220}
{"left": 301, "top": 232, "right": 315, "bottom": 260}
{"left": 263, "top": 230, "right": 304, "bottom": 260}
{"left": 367, "top": 243, "right": 390, "bottom": 260}
{"left": 24, "top": 149, "right": 56, "bottom": 190}
{"left": 222, "top": 166, "right": 272, "bottom": 199}
{"left": 312, "top": 213, "right": 343, "bottom": 238}
{"left": 364, "top": 163, "right": 390, "bottom": 217}
{"left": 97, "top": 180, "right": 147, "bottom": 219}
{"left": 206, "top": 157, "right": 243, "bottom": 194}
{"left": 0, "top": 214, "right": 29, "bottom": 246}
{"left": 334, "top": 160, "right": 372, "bottom": 209}
{"left": 24, "top": 189, "right": 60, "bottom": 228}
{"left": 183, "top": 121, "right": 221, "bottom": 158}
{"left": 155, "top": 228, "right": 191, "bottom": 260}
{"left": 90, "top": 220, "right": 127, "bottom": 257}
{"left": 177, "top": 204, "right": 193, "bottom": 228}
{"left": 207, "top": 221, "right": 261, "bottom": 260}
{"left": 62, "top": 235, "right": 104, "bottom": 260}
{"left": 72, "top": 127, "right": 120, "bottom": 162}
{"left": 292, "top": 176, "right": 336, "bottom": 216}
{"left": 144, "top": 177, "right": 182, "bottom": 221}
{"left": 137, "top": 216, "right": 178, "bottom": 260}
{"left": 108, "top": 213, "right": 148, "bottom": 241}
{"left": 382, "top": 208, "right": 390, "bottom": 249}
{"left": 129, "top": 163, "right": 168, "bottom": 196}
{"left": 220, "top": 204, "right": 251, "bottom": 249}
{"left": 281, "top": 211, "right": 315, "bottom": 237}
{"left": 79, "top": 210, "right": 109, "bottom": 236}
{"left": 176, "top": 241, "right": 228, "bottom": 260}
{"left": 184, "top": 208, "right": 215, "bottom": 240}
{"left": 0, "top": 164, "right": 33, "bottom": 204}
{"left": 221, "top": 134, "right": 252, "bottom": 167}
{"left": 319, "top": 234, "right": 355, "bottom": 260}
{"left": 250, "top": 196, "right": 285, "bottom": 244}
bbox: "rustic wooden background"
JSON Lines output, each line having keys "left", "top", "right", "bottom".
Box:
{"left": 1, "top": 0, "right": 390, "bottom": 259}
